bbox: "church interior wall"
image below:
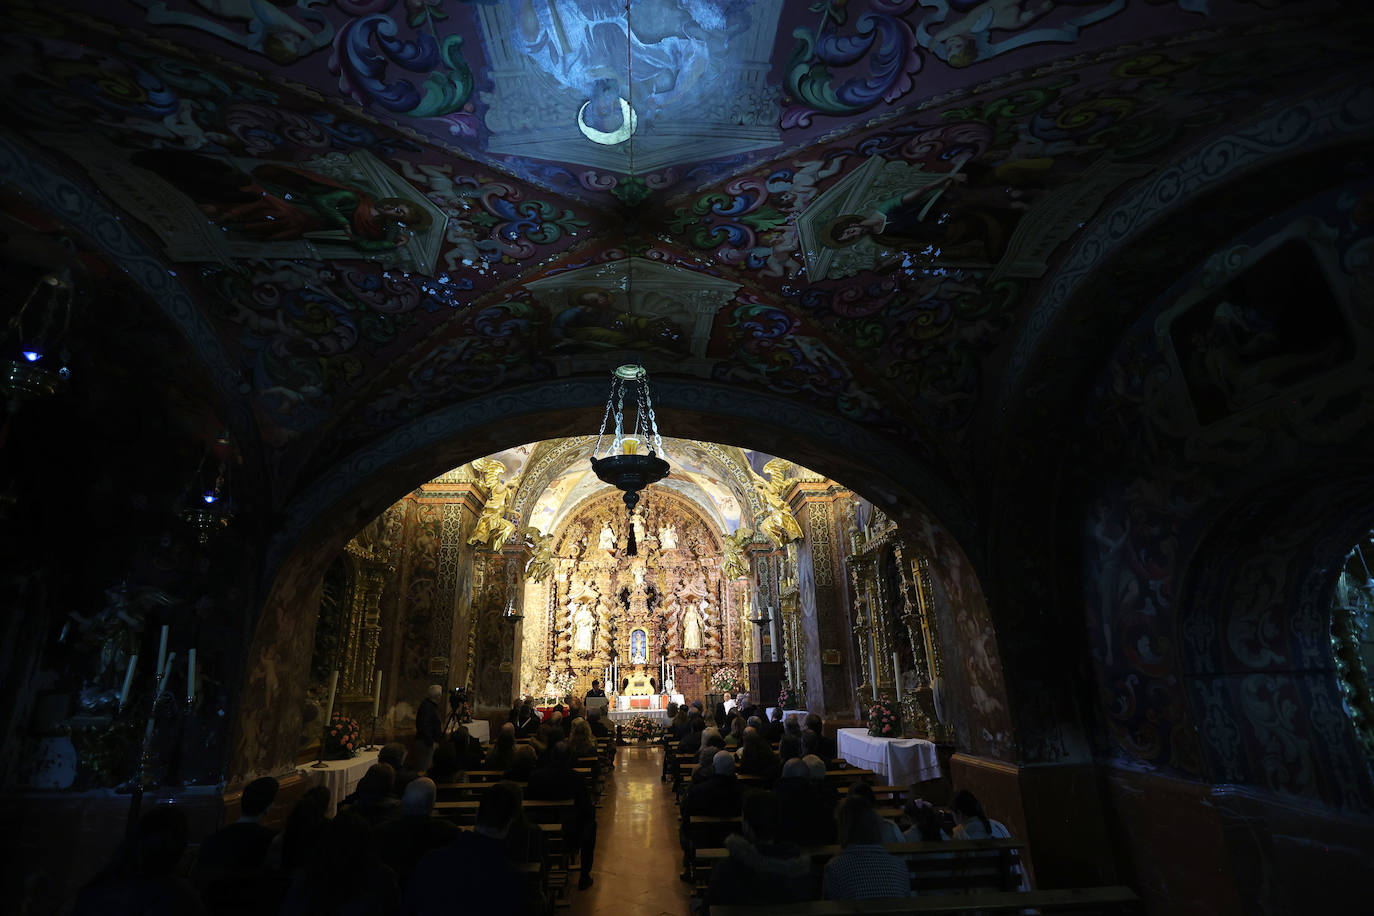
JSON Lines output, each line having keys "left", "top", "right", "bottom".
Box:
{"left": 1060, "top": 176, "right": 1374, "bottom": 911}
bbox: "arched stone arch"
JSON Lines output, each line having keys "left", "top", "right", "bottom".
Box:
{"left": 231, "top": 379, "right": 1004, "bottom": 781}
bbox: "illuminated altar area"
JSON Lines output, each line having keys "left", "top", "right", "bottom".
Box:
{"left": 517, "top": 478, "right": 746, "bottom": 706}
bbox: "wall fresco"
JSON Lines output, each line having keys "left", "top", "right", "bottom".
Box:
{"left": 1073, "top": 178, "right": 1374, "bottom": 804}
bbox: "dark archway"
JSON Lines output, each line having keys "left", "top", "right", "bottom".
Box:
{"left": 228, "top": 379, "right": 1010, "bottom": 781}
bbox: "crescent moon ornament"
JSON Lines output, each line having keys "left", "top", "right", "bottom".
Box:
{"left": 577, "top": 97, "right": 638, "bottom": 145}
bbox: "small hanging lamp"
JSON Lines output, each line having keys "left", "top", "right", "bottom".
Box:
{"left": 590, "top": 364, "right": 668, "bottom": 556}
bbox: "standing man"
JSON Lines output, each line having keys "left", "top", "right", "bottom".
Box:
{"left": 415, "top": 684, "right": 443, "bottom": 766}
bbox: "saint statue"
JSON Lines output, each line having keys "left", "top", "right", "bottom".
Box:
{"left": 572, "top": 604, "right": 596, "bottom": 653}
{"left": 467, "top": 458, "right": 517, "bottom": 550}
{"left": 598, "top": 522, "right": 616, "bottom": 551}
{"left": 659, "top": 523, "right": 678, "bottom": 550}
{"left": 684, "top": 608, "right": 702, "bottom": 651}
{"left": 632, "top": 562, "right": 647, "bottom": 587}
{"left": 631, "top": 509, "right": 648, "bottom": 545}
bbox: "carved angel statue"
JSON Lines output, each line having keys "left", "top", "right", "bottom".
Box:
{"left": 721, "top": 527, "right": 753, "bottom": 579}
{"left": 754, "top": 458, "right": 804, "bottom": 547}
{"left": 467, "top": 457, "right": 518, "bottom": 550}
{"left": 523, "top": 527, "right": 554, "bottom": 583}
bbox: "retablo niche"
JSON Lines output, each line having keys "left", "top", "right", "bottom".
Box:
{"left": 589, "top": 364, "right": 669, "bottom": 556}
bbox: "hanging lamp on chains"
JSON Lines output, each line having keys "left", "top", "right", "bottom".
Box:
{"left": 590, "top": 364, "right": 668, "bottom": 556}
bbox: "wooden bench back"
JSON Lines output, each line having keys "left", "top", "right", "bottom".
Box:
{"left": 711, "top": 885, "right": 1141, "bottom": 914}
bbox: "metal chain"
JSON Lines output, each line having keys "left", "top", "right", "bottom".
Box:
{"left": 641, "top": 376, "right": 664, "bottom": 454}
{"left": 593, "top": 372, "right": 617, "bottom": 458}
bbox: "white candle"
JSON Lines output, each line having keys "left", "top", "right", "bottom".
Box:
{"left": 892, "top": 651, "right": 901, "bottom": 700}
{"left": 323, "top": 670, "right": 339, "bottom": 728}
{"left": 372, "top": 669, "right": 382, "bottom": 718}
{"left": 187, "top": 649, "right": 196, "bottom": 704}
{"left": 156, "top": 625, "right": 168, "bottom": 677}
{"left": 155, "top": 652, "right": 176, "bottom": 702}
{"left": 119, "top": 654, "right": 138, "bottom": 710}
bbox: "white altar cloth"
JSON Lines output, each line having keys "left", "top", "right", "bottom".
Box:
{"left": 303, "top": 748, "right": 379, "bottom": 816}
{"left": 608, "top": 708, "right": 670, "bottom": 724}
{"left": 836, "top": 728, "right": 940, "bottom": 786}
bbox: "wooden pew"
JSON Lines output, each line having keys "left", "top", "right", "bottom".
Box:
{"left": 711, "top": 885, "right": 1142, "bottom": 914}
{"left": 435, "top": 797, "right": 577, "bottom": 826}
{"left": 692, "top": 838, "right": 1019, "bottom": 898}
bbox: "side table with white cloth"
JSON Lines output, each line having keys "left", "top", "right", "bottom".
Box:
{"left": 303, "top": 748, "right": 379, "bottom": 816}
{"left": 836, "top": 728, "right": 941, "bottom": 786}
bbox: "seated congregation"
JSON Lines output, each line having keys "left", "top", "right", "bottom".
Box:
{"left": 72, "top": 706, "right": 616, "bottom": 916}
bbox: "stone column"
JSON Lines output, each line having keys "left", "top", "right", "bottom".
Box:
{"left": 792, "top": 484, "right": 855, "bottom": 718}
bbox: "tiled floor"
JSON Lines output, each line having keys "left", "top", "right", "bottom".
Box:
{"left": 569, "top": 743, "right": 692, "bottom": 916}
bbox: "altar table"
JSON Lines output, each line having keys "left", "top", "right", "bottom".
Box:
{"left": 615, "top": 695, "right": 669, "bottom": 710}
{"left": 608, "top": 708, "right": 670, "bottom": 724}
{"left": 303, "top": 748, "right": 379, "bottom": 816}
{"left": 835, "top": 728, "right": 940, "bottom": 786}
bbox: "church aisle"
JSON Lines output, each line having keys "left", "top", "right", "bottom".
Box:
{"left": 570, "top": 743, "right": 691, "bottom": 916}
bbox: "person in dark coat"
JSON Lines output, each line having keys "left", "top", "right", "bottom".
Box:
{"left": 679, "top": 716, "right": 707, "bottom": 756}
{"left": 403, "top": 783, "right": 530, "bottom": 916}
{"left": 450, "top": 725, "right": 485, "bottom": 770}
{"left": 765, "top": 707, "right": 786, "bottom": 742}
{"left": 705, "top": 791, "right": 812, "bottom": 913}
{"left": 415, "top": 685, "right": 444, "bottom": 752}
{"left": 805, "top": 712, "right": 837, "bottom": 760}
{"left": 773, "top": 758, "right": 838, "bottom": 847}
{"left": 680, "top": 751, "right": 744, "bottom": 880}
{"left": 379, "top": 743, "right": 418, "bottom": 797}
{"left": 374, "top": 778, "right": 459, "bottom": 889}
{"left": 526, "top": 740, "right": 597, "bottom": 890}
{"left": 338, "top": 763, "right": 401, "bottom": 827}
{"left": 197, "top": 775, "right": 279, "bottom": 872}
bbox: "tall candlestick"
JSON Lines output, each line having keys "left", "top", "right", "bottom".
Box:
{"left": 155, "top": 652, "right": 176, "bottom": 702}
{"left": 187, "top": 649, "right": 196, "bottom": 704}
{"left": 156, "top": 625, "right": 168, "bottom": 677}
{"left": 323, "top": 670, "right": 339, "bottom": 728}
{"left": 119, "top": 654, "right": 138, "bottom": 710}
{"left": 372, "top": 669, "right": 382, "bottom": 718}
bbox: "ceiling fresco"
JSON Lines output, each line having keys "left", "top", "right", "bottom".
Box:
{"left": 1, "top": 0, "right": 1369, "bottom": 529}
{"left": 476, "top": 435, "right": 783, "bottom": 536}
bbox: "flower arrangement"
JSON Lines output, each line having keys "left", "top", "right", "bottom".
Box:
{"left": 324, "top": 713, "right": 360, "bottom": 759}
{"left": 867, "top": 698, "right": 900, "bottom": 739}
{"left": 777, "top": 682, "right": 798, "bottom": 710}
{"left": 541, "top": 670, "right": 576, "bottom": 702}
{"left": 709, "top": 666, "right": 740, "bottom": 693}
{"left": 624, "top": 714, "right": 659, "bottom": 741}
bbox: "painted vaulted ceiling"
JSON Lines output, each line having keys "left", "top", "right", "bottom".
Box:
{"left": 1, "top": 0, "right": 1370, "bottom": 546}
